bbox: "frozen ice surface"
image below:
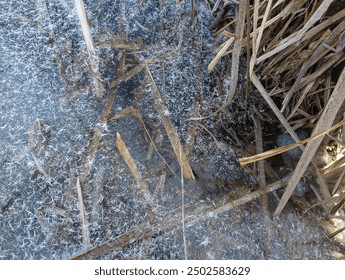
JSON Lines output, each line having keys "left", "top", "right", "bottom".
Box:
{"left": 0, "top": 0, "right": 344, "bottom": 259}
{"left": 276, "top": 130, "right": 309, "bottom": 163}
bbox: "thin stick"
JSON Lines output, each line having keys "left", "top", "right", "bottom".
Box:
{"left": 74, "top": 0, "right": 95, "bottom": 58}
{"left": 208, "top": 37, "right": 235, "bottom": 72}
{"left": 221, "top": 0, "right": 247, "bottom": 108}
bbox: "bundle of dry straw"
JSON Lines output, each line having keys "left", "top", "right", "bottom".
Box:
{"left": 208, "top": 0, "right": 345, "bottom": 222}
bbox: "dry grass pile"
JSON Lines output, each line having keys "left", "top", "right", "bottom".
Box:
{"left": 206, "top": 0, "right": 345, "bottom": 238}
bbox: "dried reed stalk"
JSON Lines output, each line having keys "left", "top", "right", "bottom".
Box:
{"left": 109, "top": 64, "right": 145, "bottom": 89}
{"left": 146, "top": 65, "right": 195, "bottom": 179}
{"left": 240, "top": 118, "right": 345, "bottom": 167}
{"left": 80, "top": 91, "right": 116, "bottom": 185}
{"left": 116, "top": 132, "right": 154, "bottom": 207}
{"left": 250, "top": 73, "right": 301, "bottom": 143}
{"left": 70, "top": 170, "right": 310, "bottom": 259}
{"left": 74, "top": 0, "right": 104, "bottom": 97}
{"left": 249, "top": 0, "right": 272, "bottom": 76}
{"left": 76, "top": 176, "right": 91, "bottom": 247}
{"left": 220, "top": 0, "right": 246, "bottom": 108}
{"left": 110, "top": 106, "right": 179, "bottom": 178}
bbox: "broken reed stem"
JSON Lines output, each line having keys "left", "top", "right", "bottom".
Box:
{"left": 109, "top": 64, "right": 145, "bottom": 89}
{"left": 256, "top": 0, "right": 335, "bottom": 64}
{"left": 110, "top": 106, "right": 179, "bottom": 179}
{"left": 221, "top": 0, "right": 246, "bottom": 108}
{"left": 116, "top": 132, "right": 155, "bottom": 219}
{"left": 249, "top": 0, "right": 272, "bottom": 76}
{"left": 254, "top": 118, "right": 266, "bottom": 187}
{"left": 81, "top": 91, "right": 116, "bottom": 185}
{"left": 74, "top": 0, "right": 103, "bottom": 97}
{"left": 76, "top": 176, "right": 91, "bottom": 247}
{"left": 251, "top": 73, "right": 301, "bottom": 144}
{"left": 69, "top": 170, "right": 305, "bottom": 259}
{"left": 74, "top": 0, "right": 95, "bottom": 57}
{"left": 240, "top": 118, "right": 345, "bottom": 167}
{"left": 146, "top": 65, "right": 195, "bottom": 179}
{"left": 208, "top": 37, "right": 235, "bottom": 72}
